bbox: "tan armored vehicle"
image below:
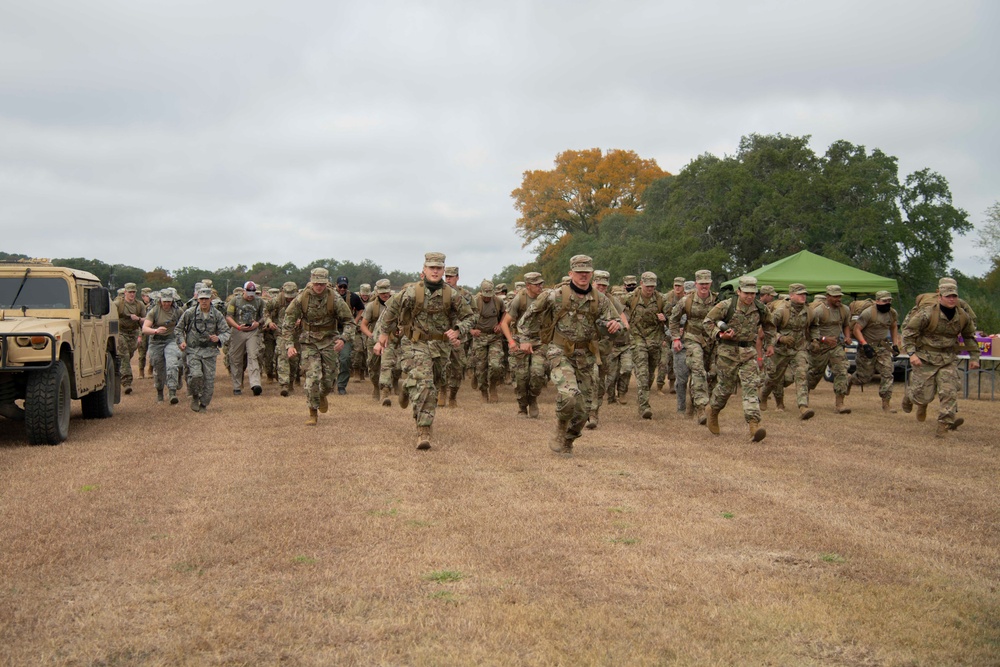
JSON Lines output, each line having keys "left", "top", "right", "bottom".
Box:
{"left": 0, "top": 260, "right": 120, "bottom": 444}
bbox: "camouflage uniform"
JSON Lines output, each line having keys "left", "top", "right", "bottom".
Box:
{"left": 586, "top": 271, "right": 625, "bottom": 427}
{"left": 176, "top": 288, "right": 231, "bottom": 411}
{"left": 503, "top": 274, "right": 547, "bottom": 417}
{"left": 282, "top": 270, "right": 356, "bottom": 420}
{"left": 703, "top": 277, "right": 775, "bottom": 439}
{"left": 519, "top": 256, "right": 623, "bottom": 452}
{"left": 266, "top": 283, "right": 301, "bottom": 395}
{"left": 372, "top": 292, "right": 404, "bottom": 399}
{"left": 352, "top": 284, "right": 372, "bottom": 380}
{"left": 901, "top": 285, "right": 979, "bottom": 433}
{"left": 143, "top": 292, "right": 184, "bottom": 402}
{"left": 850, "top": 295, "right": 899, "bottom": 402}
{"left": 226, "top": 284, "right": 266, "bottom": 394}
{"left": 668, "top": 271, "right": 717, "bottom": 421}
{"left": 625, "top": 272, "right": 670, "bottom": 418}
{"left": 470, "top": 281, "right": 506, "bottom": 400}
{"left": 656, "top": 278, "right": 686, "bottom": 390}
{"left": 262, "top": 287, "right": 280, "bottom": 381}
{"left": 361, "top": 280, "right": 393, "bottom": 401}
{"left": 806, "top": 286, "right": 853, "bottom": 409}
{"left": 378, "top": 254, "right": 475, "bottom": 440}
{"left": 761, "top": 284, "right": 813, "bottom": 418}
{"left": 605, "top": 285, "right": 633, "bottom": 404}
{"left": 114, "top": 284, "right": 146, "bottom": 392}
{"left": 137, "top": 288, "right": 152, "bottom": 375}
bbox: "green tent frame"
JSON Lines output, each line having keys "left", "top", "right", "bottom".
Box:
{"left": 720, "top": 250, "right": 899, "bottom": 295}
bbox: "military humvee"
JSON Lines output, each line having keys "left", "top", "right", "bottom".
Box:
{"left": 0, "top": 260, "right": 120, "bottom": 444}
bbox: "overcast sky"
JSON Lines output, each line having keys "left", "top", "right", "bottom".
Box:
{"left": 2, "top": 0, "right": 997, "bottom": 282}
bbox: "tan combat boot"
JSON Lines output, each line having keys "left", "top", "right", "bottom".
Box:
{"left": 949, "top": 417, "right": 965, "bottom": 431}
{"left": 775, "top": 396, "right": 786, "bottom": 411}
{"left": 551, "top": 420, "right": 570, "bottom": 453}
{"left": 398, "top": 388, "right": 410, "bottom": 409}
{"left": 586, "top": 410, "right": 598, "bottom": 430}
{"left": 882, "top": 397, "right": 894, "bottom": 413}
{"left": 934, "top": 421, "right": 949, "bottom": 438}
{"left": 380, "top": 386, "right": 393, "bottom": 407}
{"left": 748, "top": 419, "right": 766, "bottom": 442}
{"left": 760, "top": 395, "right": 769, "bottom": 411}
{"left": 901, "top": 393, "right": 913, "bottom": 413}
{"left": 915, "top": 403, "right": 927, "bottom": 422}
{"left": 438, "top": 391, "right": 447, "bottom": 407}
{"left": 799, "top": 406, "right": 815, "bottom": 420}
{"left": 706, "top": 405, "right": 720, "bottom": 435}
{"left": 527, "top": 396, "right": 539, "bottom": 418}
{"left": 685, "top": 398, "right": 695, "bottom": 419}
{"left": 845, "top": 375, "right": 854, "bottom": 396}
{"left": 416, "top": 426, "right": 432, "bottom": 450}
{"left": 448, "top": 386, "right": 458, "bottom": 407}
{"left": 319, "top": 393, "right": 329, "bottom": 414}
{"left": 480, "top": 388, "right": 490, "bottom": 403}
{"left": 834, "top": 394, "right": 851, "bottom": 414}
{"left": 305, "top": 408, "right": 318, "bottom": 426}
{"left": 489, "top": 379, "right": 499, "bottom": 402}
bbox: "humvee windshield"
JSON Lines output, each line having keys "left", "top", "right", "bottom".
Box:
{"left": 0, "top": 277, "right": 73, "bottom": 309}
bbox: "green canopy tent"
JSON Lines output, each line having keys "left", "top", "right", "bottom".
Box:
{"left": 720, "top": 250, "right": 899, "bottom": 296}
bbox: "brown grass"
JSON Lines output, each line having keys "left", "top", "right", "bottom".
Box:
{"left": 1, "top": 359, "right": 998, "bottom": 666}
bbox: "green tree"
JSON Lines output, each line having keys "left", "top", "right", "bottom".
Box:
{"left": 975, "top": 201, "right": 1000, "bottom": 269}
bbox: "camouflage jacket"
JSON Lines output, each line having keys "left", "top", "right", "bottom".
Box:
{"left": 176, "top": 305, "right": 230, "bottom": 350}
{"left": 519, "top": 285, "right": 621, "bottom": 348}
{"left": 668, "top": 292, "right": 717, "bottom": 346}
{"left": 379, "top": 280, "right": 475, "bottom": 344}
{"left": 902, "top": 303, "right": 979, "bottom": 365}
{"left": 624, "top": 290, "right": 669, "bottom": 343}
{"left": 281, "top": 286, "right": 356, "bottom": 347}
{"left": 704, "top": 298, "right": 775, "bottom": 361}
{"left": 770, "top": 301, "right": 810, "bottom": 353}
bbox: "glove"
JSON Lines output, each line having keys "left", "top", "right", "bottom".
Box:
{"left": 778, "top": 335, "right": 793, "bottom": 345}
{"left": 862, "top": 343, "right": 876, "bottom": 359}
{"left": 892, "top": 344, "right": 900, "bottom": 356}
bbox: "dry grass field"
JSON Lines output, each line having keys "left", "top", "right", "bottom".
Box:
{"left": 1, "top": 359, "right": 998, "bottom": 666}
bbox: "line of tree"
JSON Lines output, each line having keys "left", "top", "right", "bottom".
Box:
{"left": 504, "top": 135, "right": 998, "bottom": 333}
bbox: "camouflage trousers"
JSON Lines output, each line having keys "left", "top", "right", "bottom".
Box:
{"left": 300, "top": 340, "right": 339, "bottom": 410}
{"left": 710, "top": 348, "right": 762, "bottom": 423}
{"left": 606, "top": 343, "right": 633, "bottom": 398}
{"left": 684, "top": 340, "right": 715, "bottom": 409}
{"left": 117, "top": 329, "right": 141, "bottom": 388}
{"left": 472, "top": 333, "right": 505, "bottom": 390}
{"left": 807, "top": 342, "right": 849, "bottom": 396}
{"left": 185, "top": 348, "right": 220, "bottom": 407}
{"left": 228, "top": 329, "right": 262, "bottom": 391}
{"left": 631, "top": 336, "right": 662, "bottom": 414}
{"left": 510, "top": 345, "right": 547, "bottom": 409}
{"left": 276, "top": 338, "right": 300, "bottom": 388}
{"left": 763, "top": 348, "right": 810, "bottom": 408}
{"left": 263, "top": 330, "right": 277, "bottom": 380}
{"left": 400, "top": 339, "right": 450, "bottom": 427}
{"left": 906, "top": 359, "right": 960, "bottom": 425}
{"left": 337, "top": 338, "right": 353, "bottom": 391}
{"left": 352, "top": 330, "right": 367, "bottom": 375}
{"left": 378, "top": 337, "right": 402, "bottom": 389}
{"left": 672, "top": 348, "right": 690, "bottom": 412}
{"left": 762, "top": 354, "right": 783, "bottom": 402}
{"left": 851, "top": 341, "right": 894, "bottom": 399}
{"left": 547, "top": 346, "right": 595, "bottom": 440}
{"left": 148, "top": 338, "right": 182, "bottom": 391}
{"left": 656, "top": 339, "right": 673, "bottom": 386}
{"left": 137, "top": 333, "right": 148, "bottom": 368}
{"left": 446, "top": 338, "right": 468, "bottom": 390}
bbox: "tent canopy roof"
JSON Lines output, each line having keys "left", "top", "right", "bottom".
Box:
{"left": 721, "top": 250, "right": 899, "bottom": 295}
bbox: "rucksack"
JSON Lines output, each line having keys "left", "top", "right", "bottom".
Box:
{"left": 626, "top": 290, "right": 664, "bottom": 322}
{"left": 399, "top": 282, "right": 454, "bottom": 340}
{"left": 722, "top": 296, "right": 768, "bottom": 328}
{"left": 296, "top": 284, "right": 341, "bottom": 318}
{"left": 540, "top": 285, "right": 599, "bottom": 345}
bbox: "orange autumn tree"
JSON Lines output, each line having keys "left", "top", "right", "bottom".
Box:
{"left": 511, "top": 148, "right": 667, "bottom": 252}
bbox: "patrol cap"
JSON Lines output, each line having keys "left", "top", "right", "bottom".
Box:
{"left": 759, "top": 285, "right": 775, "bottom": 296}
{"left": 788, "top": 283, "right": 808, "bottom": 295}
{"left": 116, "top": 288, "right": 125, "bottom": 296}
{"left": 444, "top": 266, "right": 459, "bottom": 277}
{"left": 194, "top": 282, "right": 205, "bottom": 294}
{"left": 939, "top": 281, "right": 958, "bottom": 296}
{"left": 202, "top": 279, "right": 213, "bottom": 288}
{"left": 524, "top": 272, "right": 543, "bottom": 285}
{"left": 336, "top": 276, "right": 349, "bottom": 286}
{"left": 159, "top": 289, "right": 175, "bottom": 302}
{"left": 875, "top": 290, "right": 892, "bottom": 301}
{"left": 738, "top": 276, "right": 758, "bottom": 293}
{"left": 268, "top": 288, "right": 280, "bottom": 296}
{"left": 570, "top": 255, "right": 593, "bottom": 272}
{"left": 197, "top": 288, "right": 213, "bottom": 299}
{"left": 244, "top": 281, "right": 257, "bottom": 293}
{"left": 683, "top": 281, "right": 695, "bottom": 293}
{"left": 310, "top": 267, "right": 329, "bottom": 284}
{"left": 233, "top": 287, "right": 244, "bottom": 295}
{"left": 375, "top": 279, "right": 392, "bottom": 294}
{"left": 640, "top": 271, "right": 657, "bottom": 287}
{"left": 938, "top": 277, "right": 957, "bottom": 288}
{"left": 825, "top": 284, "right": 843, "bottom": 297}
{"left": 623, "top": 275, "right": 637, "bottom": 286}
{"left": 124, "top": 282, "right": 137, "bottom": 292}
{"left": 495, "top": 283, "right": 508, "bottom": 293}
{"left": 514, "top": 281, "right": 525, "bottom": 290}
{"left": 141, "top": 287, "right": 151, "bottom": 294}
{"left": 673, "top": 276, "right": 685, "bottom": 286}
{"left": 480, "top": 280, "right": 495, "bottom": 297}
{"left": 424, "top": 252, "right": 446, "bottom": 268}
{"left": 560, "top": 276, "right": 571, "bottom": 286}
{"left": 282, "top": 281, "right": 298, "bottom": 296}
{"left": 593, "top": 270, "right": 611, "bottom": 286}
{"left": 359, "top": 283, "right": 372, "bottom": 296}
{"left": 695, "top": 269, "right": 712, "bottom": 284}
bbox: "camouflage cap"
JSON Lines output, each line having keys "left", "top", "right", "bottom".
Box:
{"left": 560, "top": 276, "right": 571, "bottom": 286}
{"left": 116, "top": 288, "right": 125, "bottom": 295}
{"left": 759, "top": 285, "right": 775, "bottom": 296}
{"left": 825, "top": 284, "right": 843, "bottom": 297}
{"left": 673, "top": 276, "right": 685, "bottom": 286}
{"left": 424, "top": 252, "right": 446, "bottom": 268}
{"left": 514, "top": 281, "right": 525, "bottom": 290}
{"left": 593, "top": 270, "right": 610, "bottom": 285}
{"left": 570, "top": 255, "right": 593, "bottom": 272}
{"left": 495, "top": 283, "right": 508, "bottom": 293}
{"left": 375, "top": 279, "right": 392, "bottom": 294}
{"left": 141, "top": 287, "right": 151, "bottom": 294}
{"left": 938, "top": 277, "right": 957, "bottom": 288}
{"left": 480, "top": 280, "right": 495, "bottom": 297}
{"left": 683, "top": 281, "right": 695, "bottom": 293}
{"left": 611, "top": 285, "right": 627, "bottom": 296}
{"left": 813, "top": 294, "right": 827, "bottom": 302}
{"left": 282, "top": 281, "right": 298, "bottom": 296}
{"left": 197, "top": 287, "right": 213, "bottom": 299}
{"left": 695, "top": 269, "right": 712, "bottom": 284}
{"left": 875, "top": 290, "right": 892, "bottom": 301}
{"left": 623, "top": 275, "right": 637, "bottom": 286}
{"left": 939, "top": 281, "right": 958, "bottom": 296}
{"left": 233, "top": 287, "right": 243, "bottom": 295}
{"left": 738, "top": 276, "right": 758, "bottom": 293}
{"left": 444, "top": 266, "right": 459, "bottom": 277}
{"left": 310, "top": 267, "right": 329, "bottom": 284}
{"left": 201, "top": 279, "right": 213, "bottom": 288}
{"left": 268, "top": 288, "right": 280, "bottom": 296}
{"left": 124, "top": 282, "right": 137, "bottom": 292}
{"left": 524, "top": 272, "right": 543, "bottom": 285}
{"left": 640, "top": 271, "right": 657, "bottom": 287}
{"left": 159, "top": 288, "right": 175, "bottom": 301}
{"left": 359, "top": 283, "right": 372, "bottom": 296}
{"left": 788, "top": 283, "right": 808, "bottom": 295}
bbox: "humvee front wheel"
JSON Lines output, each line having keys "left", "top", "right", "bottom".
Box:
{"left": 25, "top": 360, "right": 71, "bottom": 445}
